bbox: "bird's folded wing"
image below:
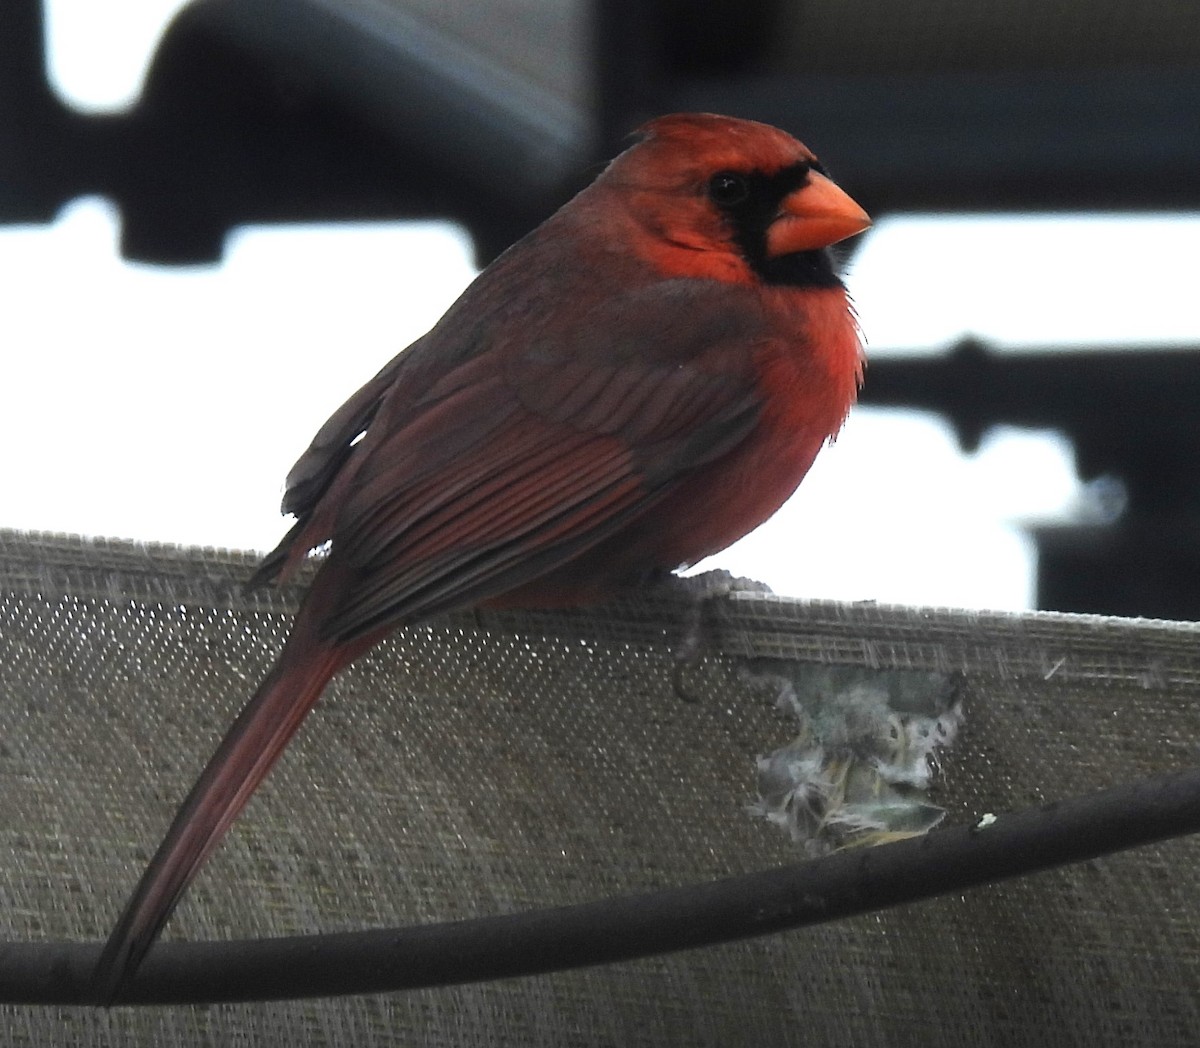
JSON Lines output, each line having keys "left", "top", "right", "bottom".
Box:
{"left": 319, "top": 283, "right": 768, "bottom": 639}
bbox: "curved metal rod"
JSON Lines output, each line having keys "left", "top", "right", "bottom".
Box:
{"left": 4, "top": 766, "right": 1199, "bottom": 1006}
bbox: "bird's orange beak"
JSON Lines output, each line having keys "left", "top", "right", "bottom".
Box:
{"left": 766, "top": 171, "right": 871, "bottom": 257}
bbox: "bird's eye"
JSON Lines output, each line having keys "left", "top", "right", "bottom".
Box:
{"left": 707, "top": 172, "right": 750, "bottom": 207}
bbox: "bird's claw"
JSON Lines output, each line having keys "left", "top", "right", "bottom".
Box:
{"left": 659, "top": 570, "right": 773, "bottom": 699}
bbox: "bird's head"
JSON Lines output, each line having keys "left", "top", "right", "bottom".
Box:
{"left": 599, "top": 113, "right": 870, "bottom": 286}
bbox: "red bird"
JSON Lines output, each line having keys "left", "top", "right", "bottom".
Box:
{"left": 93, "top": 112, "right": 869, "bottom": 998}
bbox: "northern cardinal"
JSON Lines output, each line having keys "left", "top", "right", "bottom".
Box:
{"left": 93, "top": 112, "right": 869, "bottom": 999}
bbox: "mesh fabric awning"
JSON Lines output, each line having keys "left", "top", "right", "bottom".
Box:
{"left": 2, "top": 529, "right": 1199, "bottom": 1044}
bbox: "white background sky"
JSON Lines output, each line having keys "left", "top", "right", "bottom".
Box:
{"left": 6, "top": 1, "right": 1198, "bottom": 612}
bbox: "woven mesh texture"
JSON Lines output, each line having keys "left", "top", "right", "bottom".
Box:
{"left": 2, "top": 530, "right": 1199, "bottom": 1045}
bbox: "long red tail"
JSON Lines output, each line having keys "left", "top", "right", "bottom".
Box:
{"left": 91, "top": 606, "right": 368, "bottom": 1003}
